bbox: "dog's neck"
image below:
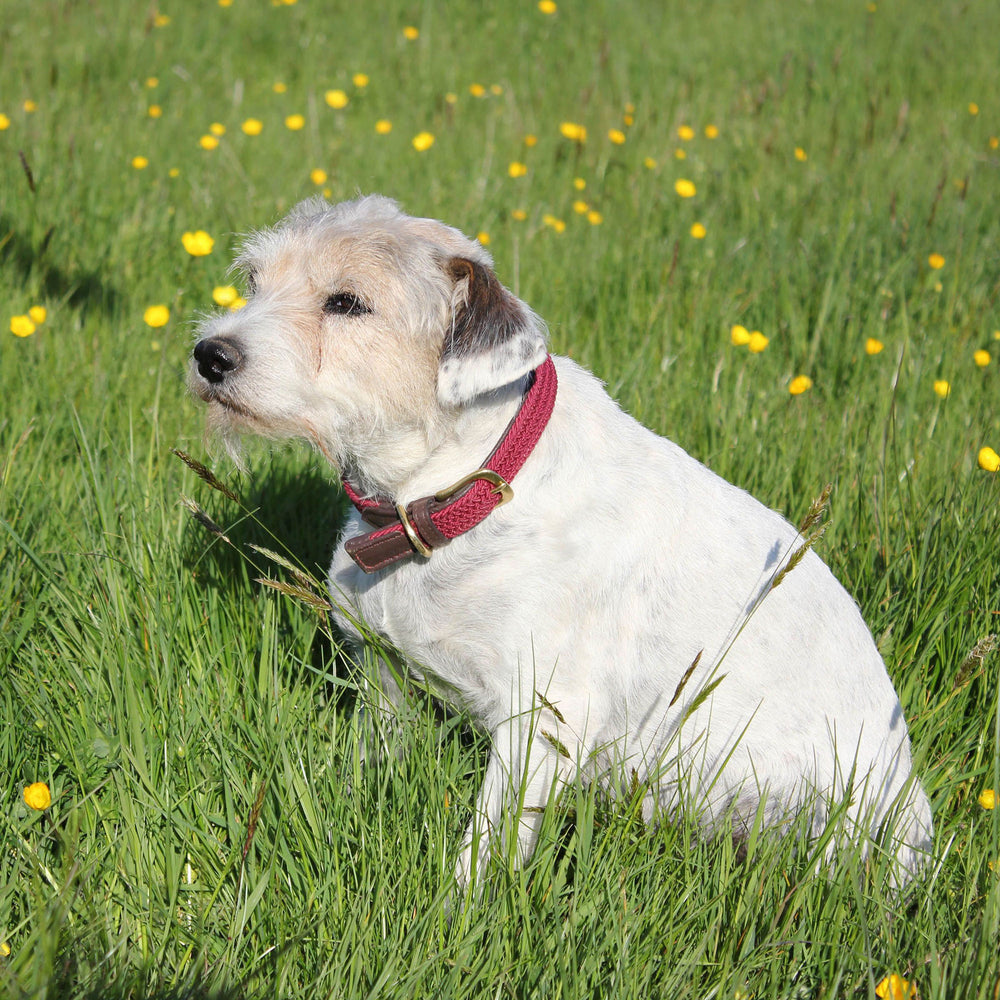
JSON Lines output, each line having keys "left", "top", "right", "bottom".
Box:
{"left": 339, "top": 374, "right": 532, "bottom": 503}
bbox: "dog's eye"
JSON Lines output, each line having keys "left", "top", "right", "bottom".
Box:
{"left": 324, "top": 292, "right": 369, "bottom": 316}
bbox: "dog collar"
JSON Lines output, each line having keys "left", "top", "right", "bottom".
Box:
{"left": 341, "top": 355, "right": 558, "bottom": 573}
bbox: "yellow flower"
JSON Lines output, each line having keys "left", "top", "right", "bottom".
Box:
{"left": 477, "top": 232, "right": 490, "bottom": 246}
{"left": 0, "top": 942, "right": 9, "bottom": 957}
{"left": 677, "top": 124, "right": 695, "bottom": 141}
{"left": 524, "top": 134, "right": 538, "bottom": 147}
{"left": 241, "top": 118, "right": 263, "bottom": 135}
{"left": 325, "top": 89, "right": 349, "bottom": 109}
{"left": 412, "top": 131, "right": 435, "bottom": 152}
{"left": 730, "top": 324, "right": 751, "bottom": 346}
{"left": 28, "top": 306, "right": 47, "bottom": 325}
{"left": 469, "top": 83, "right": 486, "bottom": 97}
{"left": 623, "top": 114, "right": 634, "bottom": 126}
{"left": 490, "top": 84, "right": 503, "bottom": 96}
{"left": 644, "top": 156, "right": 658, "bottom": 169}
{"left": 132, "top": 155, "right": 149, "bottom": 169}
{"left": 559, "top": 121, "right": 587, "bottom": 142}
{"left": 990, "top": 136, "right": 1000, "bottom": 150}
{"left": 969, "top": 102, "right": 979, "bottom": 116}
{"left": 674, "top": 178, "right": 696, "bottom": 198}
{"left": 0, "top": 113, "right": 10, "bottom": 130}
{"left": 573, "top": 200, "right": 589, "bottom": 214}
{"left": 212, "top": 286, "right": 239, "bottom": 307}
{"left": 979, "top": 447, "right": 1000, "bottom": 473}
{"left": 875, "top": 974, "right": 916, "bottom": 1000}
{"left": 403, "top": 25, "right": 419, "bottom": 39}
{"left": 933, "top": 379, "right": 950, "bottom": 399}
{"left": 543, "top": 214, "right": 566, "bottom": 233}
{"left": 512, "top": 209, "right": 527, "bottom": 221}
{"left": 209, "top": 122, "right": 226, "bottom": 136}
{"left": 143, "top": 304, "right": 170, "bottom": 328}
{"left": 794, "top": 146, "right": 808, "bottom": 161}
{"left": 23, "top": 100, "right": 37, "bottom": 113}
{"left": 508, "top": 161, "right": 528, "bottom": 178}
{"left": 587, "top": 210, "right": 603, "bottom": 225}
{"left": 374, "top": 119, "right": 393, "bottom": 134}
{"left": 285, "top": 114, "right": 305, "bottom": 131}
{"left": 973, "top": 349, "right": 990, "bottom": 367}
{"left": 153, "top": 12, "right": 170, "bottom": 26}
{"left": 352, "top": 73, "right": 369, "bottom": 88}
{"left": 445, "top": 92, "right": 458, "bottom": 105}
{"left": 310, "top": 168, "right": 328, "bottom": 185}
{"left": 182, "top": 230, "right": 215, "bottom": 256}
{"left": 789, "top": 375, "right": 813, "bottom": 395}
{"left": 538, "top": 0, "right": 557, "bottom": 12}
{"left": 747, "top": 331, "right": 769, "bottom": 353}
{"left": 865, "top": 337, "right": 885, "bottom": 355}
{"left": 928, "top": 253, "right": 945, "bottom": 270}
{"left": 704, "top": 124, "right": 719, "bottom": 138}
{"left": 689, "top": 222, "right": 706, "bottom": 239}
{"left": 979, "top": 788, "right": 997, "bottom": 809}
{"left": 674, "top": 148, "right": 687, "bottom": 160}
{"left": 10, "top": 315, "right": 36, "bottom": 338}
{"left": 273, "top": 81, "right": 287, "bottom": 94}
{"left": 573, "top": 177, "right": 586, "bottom": 190}
{"left": 229, "top": 296, "right": 247, "bottom": 311}
{"left": 169, "top": 167, "right": 180, "bottom": 178}
{"left": 608, "top": 128, "right": 626, "bottom": 145}
{"left": 148, "top": 105, "right": 162, "bottom": 119}
{"left": 23, "top": 782, "right": 51, "bottom": 810}
{"left": 146, "top": 76, "right": 159, "bottom": 88}
{"left": 198, "top": 134, "right": 219, "bottom": 150}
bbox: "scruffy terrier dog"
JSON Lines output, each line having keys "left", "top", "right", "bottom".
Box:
{"left": 190, "top": 195, "right": 932, "bottom": 889}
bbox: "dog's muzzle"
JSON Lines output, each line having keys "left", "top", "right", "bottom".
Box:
{"left": 193, "top": 337, "right": 243, "bottom": 384}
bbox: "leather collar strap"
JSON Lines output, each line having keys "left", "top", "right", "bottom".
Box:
{"left": 341, "top": 355, "right": 558, "bottom": 573}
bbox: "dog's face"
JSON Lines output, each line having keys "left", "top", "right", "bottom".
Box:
{"left": 189, "top": 195, "right": 547, "bottom": 471}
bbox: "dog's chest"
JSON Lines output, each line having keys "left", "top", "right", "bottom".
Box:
{"left": 329, "top": 536, "right": 528, "bottom": 710}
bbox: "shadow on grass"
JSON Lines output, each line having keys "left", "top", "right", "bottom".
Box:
{"left": 177, "top": 453, "right": 347, "bottom": 590}
{"left": 176, "top": 449, "right": 352, "bottom": 686}
{"left": 0, "top": 213, "right": 121, "bottom": 316}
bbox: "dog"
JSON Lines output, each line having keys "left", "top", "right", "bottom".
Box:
{"left": 189, "top": 194, "right": 933, "bottom": 890}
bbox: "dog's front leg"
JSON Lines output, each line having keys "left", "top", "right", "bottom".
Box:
{"left": 454, "top": 710, "right": 570, "bottom": 893}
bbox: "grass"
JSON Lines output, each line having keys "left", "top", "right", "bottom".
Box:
{"left": 2, "top": 0, "right": 999, "bottom": 996}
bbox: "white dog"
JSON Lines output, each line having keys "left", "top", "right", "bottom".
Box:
{"left": 190, "top": 195, "right": 932, "bottom": 889}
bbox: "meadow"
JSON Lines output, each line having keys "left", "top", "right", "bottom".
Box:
{"left": 2, "top": 0, "right": 999, "bottom": 996}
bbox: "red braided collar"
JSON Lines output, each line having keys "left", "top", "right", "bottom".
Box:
{"left": 341, "top": 355, "right": 557, "bottom": 573}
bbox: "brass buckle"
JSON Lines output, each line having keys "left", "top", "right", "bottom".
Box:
{"left": 395, "top": 503, "right": 433, "bottom": 558}
{"left": 434, "top": 468, "right": 514, "bottom": 506}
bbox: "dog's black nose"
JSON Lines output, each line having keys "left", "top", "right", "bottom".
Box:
{"left": 194, "top": 338, "right": 243, "bottom": 384}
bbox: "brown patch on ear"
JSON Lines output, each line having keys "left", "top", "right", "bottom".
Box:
{"left": 443, "top": 257, "right": 527, "bottom": 360}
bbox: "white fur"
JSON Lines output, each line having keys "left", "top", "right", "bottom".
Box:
{"left": 190, "top": 195, "right": 933, "bottom": 890}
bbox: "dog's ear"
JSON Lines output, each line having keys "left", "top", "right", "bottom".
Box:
{"left": 437, "top": 257, "right": 548, "bottom": 406}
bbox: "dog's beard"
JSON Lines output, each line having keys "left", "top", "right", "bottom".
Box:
{"left": 198, "top": 397, "right": 356, "bottom": 483}
{"left": 200, "top": 401, "right": 255, "bottom": 472}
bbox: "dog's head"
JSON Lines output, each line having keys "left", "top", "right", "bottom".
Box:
{"left": 189, "top": 195, "right": 547, "bottom": 470}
